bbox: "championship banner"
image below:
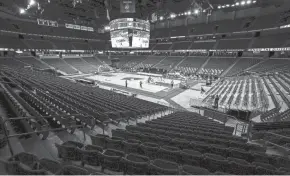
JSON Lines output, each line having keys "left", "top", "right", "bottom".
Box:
{"left": 120, "top": 0, "right": 135, "bottom": 13}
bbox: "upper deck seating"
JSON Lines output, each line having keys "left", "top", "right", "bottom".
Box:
{"left": 171, "top": 41, "right": 191, "bottom": 50}
{"left": 190, "top": 41, "right": 216, "bottom": 50}
{"left": 154, "top": 43, "right": 172, "bottom": 50}
{"left": 0, "top": 35, "right": 27, "bottom": 49}
{"left": 252, "top": 33, "right": 290, "bottom": 48}
{"left": 217, "top": 39, "right": 251, "bottom": 50}
{"left": 51, "top": 40, "right": 74, "bottom": 50}
{"left": 24, "top": 39, "right": 54, "bottom": 49}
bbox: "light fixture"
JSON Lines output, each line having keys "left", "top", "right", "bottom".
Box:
{"left": 159, "top": 16, "right": 164, "bottom": 20}
{"left": 247, "top": 0, "right": 251, "bottom": 4}
{"left": 236, "top": 2, "right": 240, "bottom": 5}
{"left": 194, "top": 9, "right": 199, "bottom": 14}
{"left": 222, "top": 5, "right": 225, "bottom": 8}
{"left": 253, "top": 0, "right": 257, "bottom": 3}
{"left": 202, "top": 9, "right": 206, "bottom": 12}
{"left": 218, "top": 5, "right": 221, "bottom": 9}
{"left": 29, "top": 0, "right": 36, "bottom": 6}
{"left": 187, "top": 11, "right": 191, "bottom": 15}
{"left": 19, "top": 8, "right": 25, "bottom": 14}
{"left": 231, "top": 4, "right": 235, "bottom": 7}
{"left": 170, "top": 14, "right": 176, "bottom": 19}
{"left": 226, "top": 4, "right": 230, "bottom": 7}
{"left": 241, "top": 1, "right": 246, "bottom": 5}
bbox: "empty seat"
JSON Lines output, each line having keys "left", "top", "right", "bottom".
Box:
{"left": 228, "top": 148, "right": 252, "bottom": 161}
{"left": 39, "top": 158, "right": 61, "bottom": 174}
{"left": 105, "top": 137, "right": 123, "bottom": 151}
{"left": 204, "top": 153, "right": 228, "bottom": 173}
{"left": 270, "top": 156, "right": 290, "bottom": 168}
{"left": 55, "top": 165, "right": 89, "bottom": 175}
{"left": 252, "top": 152, "right": 271, "bottom": 163}
{"left": 181, "top": 164, "right": 211, "bottom": 175}
{"left": 180, "top": 149, "right": 203, "bottom": 166}
{"left": 81, "top": 145, "right": 103, "bottom": 167}
{"left": 3, "top": 161, "right": 50, "bottom": 175}
{"left": 149, "top": 159, "right": 179, "bottom": 175}
{"left": 157, "top": 146, "right": 181, "bottom": 163}
{"left": 122, "top": 153, "right": 149, "bottom": 175}
{"left": 210, "top": 144, "right": 229, "bottom": 157}
{"left": 191, "top": 141, "right": 210, "bottom": 153}
{"left": 140, "top": 142, "right": 159, "bottom": 159}
{"left": 101, "top": 149, "right": 124, "bottom": 172}
{"left": 252, "top": 162, "right": 284, "bottom": 175}
{"left": 123, "top": 139, "right": 141, "bottom": 154}
{"left": 90, "top": 134, "right": 109, "bottom": 148}
{"left": 227, "top": 157, "right": 255, "bottom": 175}
{"left": 55, "top": 143, "right": 82, "bottom": 161}
{"left": 8, "top": 152, "right": 39, "bottom": 169}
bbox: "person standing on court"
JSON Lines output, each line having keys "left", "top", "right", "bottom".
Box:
{"left": 171, "top": 80, "right": 174, "bottom": 88}
{"left": 125, "top": 80, "right": 128, "bottom": 88}
{"left": 140, "top": 81, "right": 143, "bottom": 88}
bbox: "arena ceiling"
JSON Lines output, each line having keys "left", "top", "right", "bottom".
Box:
{"left": 0, "top": 0, "right": 285, "bottom": 27}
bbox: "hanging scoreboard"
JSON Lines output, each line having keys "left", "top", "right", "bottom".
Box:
{"left": 109, "top": 18, "right": 150, "bottom": 49}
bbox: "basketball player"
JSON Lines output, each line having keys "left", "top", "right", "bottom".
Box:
{"left": 125, "top": 80, "right": 128, "bottom": 88}
{"left": 140, "top": 81, "right": 143, "bottom": 88}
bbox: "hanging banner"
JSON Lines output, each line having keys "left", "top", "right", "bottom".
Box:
{"left": 120, "top": 0, "right": 135, "bottom": 13}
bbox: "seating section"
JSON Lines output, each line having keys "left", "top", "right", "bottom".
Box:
{"left": 135, "top": 56, "right": 165, "bottom": 69}
{"left": 153, "top": 56, "right": 184, "bottom": 71}
{"left": 0, "top": 35, "right": 27, "bottom": 49}
{"left": 190, "top": 41, "right": 216, "bottom": 50}
{"left": 200, "top": 57, "right": 236, "bottom": 76}
{"left": 177, "top": 57, "right": 207, "bottom": 75}
{"left": 154, "top": 43, "right": 172, "bottom": 50}
{"left": 252, "top": 34, "right": 290, "bottom": 48}
{"left": 82, "top": 57, "right": 103, "bottom": 67}
{"left": 14, "top": 57, "right": 50, "bottom": 69}
{"left": 217, "top": 39, "right": 251, "bottom": 50}
{"left": 42, "top": 58, "right": 78, "bottom": 74}
{"left": 203, "top": 76, "right": 269, "bottom": 112}
{"left": 118, "top": 56, "right": 147, "bottom": 70}
{"left": 225, "top": 58, "right": 263, "bottom": 76}
{"left": 24, "top": 39, "right": 54, "bottom": 49}
{"left": 64, "top": 57, "right": 97, "bottom": 73}
{"left": 249, "top": 59, "right": 290, "bottom": 74}
{"left": 172, "top": 41, "right": 191, "bottom": 50}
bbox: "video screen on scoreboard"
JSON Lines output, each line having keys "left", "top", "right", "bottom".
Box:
{"left": 132, "top": 30, "right": 149, "bottom": 48}
{"left": 110, "top": 29, "right": 129, "bottom": 48}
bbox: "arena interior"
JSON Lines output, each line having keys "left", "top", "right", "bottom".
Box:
{"left": 0, "top": 0, "right": 290, "bottom": 175}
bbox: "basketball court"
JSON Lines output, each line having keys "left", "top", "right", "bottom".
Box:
{"left": 86, "top": 72, "right": 181, "bottom": 93}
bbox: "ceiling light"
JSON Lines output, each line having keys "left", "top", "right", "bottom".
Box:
{"left": 226, "top": 4, "right": 230, "bottom": 7}
{"left": 218, "top": 5, "right": 221, "bottom": 9}
{"left": 253, "top": 0, "right": 257, "bottom": 3}
{"left": 184, "top": 12, "right": 188, "bottom": 15}
{"left": 29, "top": 0, "right": 36, "bottom": 6}
{"left": 187, "top": 11, "right": 191, "bottom": 15}
{"left": 241, "top": 1, "right": 246, "bottom": 5}
{"left": 222, "top": 5, "right": 225, "bottom": 8}
{"left": 194, "top": 9, "right": 199, "bottom": 14}
{"left": 247, "top": 0, "right": 251, "bottom": 4}
{"left": 159, "top": 16, "right": 164, "bottom": 20}
{"left": 231, "top": 4, "right": 235, "bottom": 7}
{"left": 19, "top": 8, "right": 25, "bottom": 14}
{"left": 170, "top": 14, "right": 176, "bottom": 18}
{"left": 202, "top": 9, "right": 206, "bottom": 12}
{"left": 236, "top": 2, "right": 240, "bottom": 5}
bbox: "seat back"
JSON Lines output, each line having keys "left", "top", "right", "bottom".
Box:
{"left": 181, "top": 164, "right": 210, "bottom": 175}
{"left": 122, "top": 153, "right": 149, "bottom": 175}
{"left": 149, "top": 159, "right": 179, "bottom": 175}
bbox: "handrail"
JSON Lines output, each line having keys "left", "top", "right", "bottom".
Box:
{"left": 0, "top": 114, "right": 86, "bottom": 156}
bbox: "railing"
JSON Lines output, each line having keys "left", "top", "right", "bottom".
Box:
{"left": 0, "top": 115, "right": 86, "bottom": 156}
